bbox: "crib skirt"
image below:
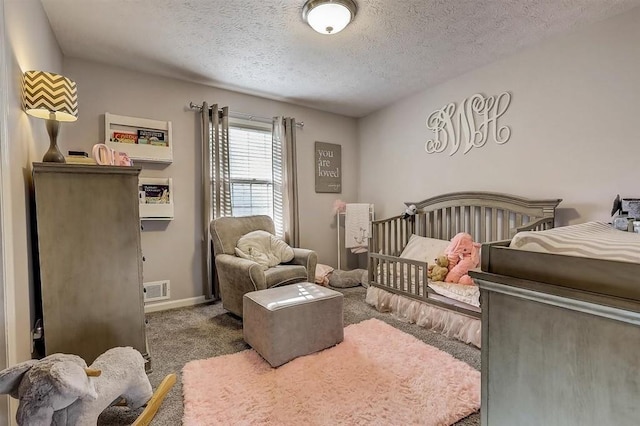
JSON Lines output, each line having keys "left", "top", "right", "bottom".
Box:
{"left": 365, "top": 286, "right": 481, "bottom": 348}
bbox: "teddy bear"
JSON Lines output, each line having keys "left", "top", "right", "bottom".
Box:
{"left": 427, "top": 255, "right": 449, "bottom": 282}
{"left": 444, "top": 232, "right": 481, "bottom": 285}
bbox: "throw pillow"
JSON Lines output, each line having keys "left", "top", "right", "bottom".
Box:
{"left": 315, "top": 263, "right": 335, "bottom": 286}
{"left": 235, "top": 230, "right": 295, "bottom": 270}
{"left": 399, "top": 234, "right": 450, "bottom": 264}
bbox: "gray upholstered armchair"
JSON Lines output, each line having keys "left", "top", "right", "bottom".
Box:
{"left": 210, "top": 215, "right": 317, "bottom": 317}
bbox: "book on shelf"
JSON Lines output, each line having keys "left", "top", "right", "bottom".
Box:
{"left": 139, "top": 184, "right": 170, "bottom": 204}
{"left": 65, "top": 156, "right": 97, "bottom": 165}
{"left": 137, "top": 129, "right": 168, "bottom": 147}
{"left": 111, "top": 132, "right": 138, "bottom": 144}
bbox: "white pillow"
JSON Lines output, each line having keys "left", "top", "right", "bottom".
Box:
{"left": 235, "top": 230, "right": 295, "bottom": 270}
{"left": 399, "top": 234, "right": 450, "bottom": 264}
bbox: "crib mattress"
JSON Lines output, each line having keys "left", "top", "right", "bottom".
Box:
{"left": 428, "top": 281, "right": 480, "bottom": 308}
{"left": 509, "top": 221, "right": 640, "bottom": 263}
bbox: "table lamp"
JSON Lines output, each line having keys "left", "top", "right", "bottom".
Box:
{"left": 23, "top": 70, "right": 78, "bottom": 163}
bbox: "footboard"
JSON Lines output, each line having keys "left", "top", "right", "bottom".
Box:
{"left": 368, "top": 253, "right": 428, "bottom": 300}
{"left": 368, "top": 252, "right": 482, "bottom": 318}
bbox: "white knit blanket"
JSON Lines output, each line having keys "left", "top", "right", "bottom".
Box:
{"left": 345, "top": 203, "right": 370, "bottom": 249}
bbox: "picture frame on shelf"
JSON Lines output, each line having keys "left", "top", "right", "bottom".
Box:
{"left": 105, "top": 113, "right": 173, "bottom": 163}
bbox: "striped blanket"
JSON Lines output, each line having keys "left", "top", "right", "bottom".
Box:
{"left": 509, "top": 221, "right": 640, "bottom": 264}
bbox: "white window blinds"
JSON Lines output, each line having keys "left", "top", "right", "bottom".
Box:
{"left": 229, "top": 125, "right": 281, "bottom": 234}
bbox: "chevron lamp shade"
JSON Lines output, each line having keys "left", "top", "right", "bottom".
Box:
{"left": 23, "top": 70, "right": 78, "bottom": 122}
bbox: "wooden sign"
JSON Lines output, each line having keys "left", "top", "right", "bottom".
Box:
{"left": 425, "top": 92, "right": 512, "bottom": 156}
{"left": 315, "top": 142, "right": 341, "bottom": 193}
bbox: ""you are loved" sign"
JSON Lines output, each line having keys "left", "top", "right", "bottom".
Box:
{"left": 315, "top": 141, "right": 342, "bottom": 193}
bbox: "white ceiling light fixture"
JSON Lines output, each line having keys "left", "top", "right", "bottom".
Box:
{"left": 302, "top": 0, "right": 357, "bottom": 35}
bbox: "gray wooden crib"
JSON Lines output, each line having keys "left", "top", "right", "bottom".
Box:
{"left": 368, "top": 191, "right": 562, "bottom": 319}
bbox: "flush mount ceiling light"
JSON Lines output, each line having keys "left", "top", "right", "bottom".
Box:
{"left": 302, "top": 0, "right": 357, "bottom": 35}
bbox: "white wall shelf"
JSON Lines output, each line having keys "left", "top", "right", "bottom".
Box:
{"left": 105, "top": 112, "right": 173, "bottom": 163}
{"left": 139, "top": 177, "right": 174, "bottom": 220}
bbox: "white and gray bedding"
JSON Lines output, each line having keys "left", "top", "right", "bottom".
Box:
{"left": 510, "top": 221, "right": 640, "bottom": 264}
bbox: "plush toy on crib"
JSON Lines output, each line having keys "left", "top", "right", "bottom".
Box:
{"left": 444, "top": 232, "right": 481, "bottom": 285}
{"left": 427, "top": 255, "right": 449, "bottom": 282}
{"left": 401, "top": 204, "right": 417, "bottom": 220}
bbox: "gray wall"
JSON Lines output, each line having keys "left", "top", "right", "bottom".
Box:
{"left": 358, "top": 8, "right": 640, "bottom": 224}
{"left": 61, "top": 58, "right": 359, "bottom": 303}
{"left": 4, "top": 0, "right": 62, "bottom": 363}
{"left": 3, "top": 0, "right": 64, "bottom": 419}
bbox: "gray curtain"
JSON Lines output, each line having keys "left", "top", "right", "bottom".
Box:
{"left": 201, "top": 103, "right": 231, "bottom": 299}
{"left": 272, "top": 116, "right": 299, "bottom": 247}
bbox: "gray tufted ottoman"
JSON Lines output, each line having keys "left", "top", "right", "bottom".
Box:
{"left": 243, "top": 282, "right": 344, "bottom": 367}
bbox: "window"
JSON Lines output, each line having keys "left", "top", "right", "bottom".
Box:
{"left": 228, "top": 121, "right": 280, "bottom": 229}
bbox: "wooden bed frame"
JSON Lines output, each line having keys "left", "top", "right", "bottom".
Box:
{"left": 367, "top": 191, "right": 562, "bottom": 318}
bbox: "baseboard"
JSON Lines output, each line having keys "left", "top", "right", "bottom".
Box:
{"left": 144, "top": 295, "right": 211, "bottom": 313}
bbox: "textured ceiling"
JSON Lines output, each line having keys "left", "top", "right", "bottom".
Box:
{"left": 41, "top": 0, "right": 640, "bottom": 117}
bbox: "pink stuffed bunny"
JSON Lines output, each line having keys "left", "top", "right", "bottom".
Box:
{"left": 444, "top": 232, "right": 481, "bottom": 285}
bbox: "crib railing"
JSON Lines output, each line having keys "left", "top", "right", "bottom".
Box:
{"left": 368, "top": 207, "right": 553, "bottom": 259}
{"left": 516, "top": 217, "right": 555, "bottom": 233}
{"left": 368, "top": 251, "right": 481, "bottom": 318}
{"left": 369, "top": 214, "right": 413, "bottom": 257}
{"left": 368, "top": 254, "right": 428, "bottom": 298}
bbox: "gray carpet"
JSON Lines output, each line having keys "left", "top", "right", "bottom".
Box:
{"left": 99, "top": 286, "right": 480, "bottom": 425}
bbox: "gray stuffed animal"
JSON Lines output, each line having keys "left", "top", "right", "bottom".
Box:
{"left": 329, "top": 268, "right": 368, "bottom": 288}
{"left": 0, "top": 353, "right": 97, "bottom": 425}
{"left": 0, "top": 347, "right": 153, "bottom": 425}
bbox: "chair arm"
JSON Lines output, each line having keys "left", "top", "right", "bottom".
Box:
{"left": 289, "top": 248, "right": 318, "bottom": 283}
{"left": 215, "top": 254, "right": 267, "bottom": 291}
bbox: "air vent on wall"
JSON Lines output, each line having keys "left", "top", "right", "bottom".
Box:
{"left": 143, "top": 280, "right": 170, "bottom": 303}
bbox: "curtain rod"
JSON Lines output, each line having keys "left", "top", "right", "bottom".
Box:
{"left": 189, "top": 102, "right": 304, "bottom": 128}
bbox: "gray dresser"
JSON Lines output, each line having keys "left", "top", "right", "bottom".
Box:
{"left": 32, "top": 163, "right": 149, "bottom": 368}
{"left": 472, "top": 270, "right": 640, "bottom": 426}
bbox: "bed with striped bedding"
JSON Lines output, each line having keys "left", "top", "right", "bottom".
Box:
{"left": 510, "top": 221, "right": 640, "bottom": 263}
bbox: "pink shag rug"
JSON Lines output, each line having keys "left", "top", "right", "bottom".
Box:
{"left": 182, "top": 318, "right": 480, "bottom": 425}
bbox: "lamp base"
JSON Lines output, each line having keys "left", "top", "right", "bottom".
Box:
{"left": 43, "top": 119, "right": 66, "bottom": 163}
{"left": 42, "top": 147, "right": 65, "bottom": 163}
